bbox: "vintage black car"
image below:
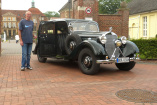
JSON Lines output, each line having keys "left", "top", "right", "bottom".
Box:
{"left": 33, "top": 19, "right": 139, "bottom": 75}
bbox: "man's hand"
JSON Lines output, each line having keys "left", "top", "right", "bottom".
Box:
{"left": 34, "top": 35, "right": 37, "bottom": 39}
{"left": 20, "top": 40, "right": 23, "bottom": 46}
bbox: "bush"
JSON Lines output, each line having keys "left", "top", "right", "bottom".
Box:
{"left": 131, "top": 38, "right": 157, "bottom": 60}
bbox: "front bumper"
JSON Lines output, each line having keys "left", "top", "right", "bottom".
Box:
{"left": 96, "top": 57, "right": 140, "bottom": 64}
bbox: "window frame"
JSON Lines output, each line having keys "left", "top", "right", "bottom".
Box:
{"left": 143, "top": 16, "right": 147, "bottom": 37}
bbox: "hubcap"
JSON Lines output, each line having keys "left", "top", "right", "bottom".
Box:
{"left": 70, "top": 41, "right": 76, "bottom": 50}
{"left": 84, "top": 56, "right": 92, "bottom": 67}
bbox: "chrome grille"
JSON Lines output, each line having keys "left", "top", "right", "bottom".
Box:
{"left": 105, "top": 35, "right": 119, "bottom": 58}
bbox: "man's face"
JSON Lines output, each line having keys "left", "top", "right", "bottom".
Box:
{"left": 26, "top": 12, "right": 32, "bottom": 20}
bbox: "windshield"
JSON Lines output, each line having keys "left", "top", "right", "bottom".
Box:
{"left": 71, "top": 22, "right": 99, "bottom": 32}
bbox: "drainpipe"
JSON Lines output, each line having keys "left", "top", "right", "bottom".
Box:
{"left": 69, "top": 0, "right": 71, "bottom": 18}
{"left": 137, "top": 15, "right": 140, "bottom": 39}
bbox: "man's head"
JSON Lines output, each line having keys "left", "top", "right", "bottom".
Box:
{"left": 25, "top": 11, "right": 32, "bottom": 21}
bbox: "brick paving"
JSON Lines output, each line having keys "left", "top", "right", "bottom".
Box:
{"left": 0, "top": 41, "right": 157, "bottom": 105}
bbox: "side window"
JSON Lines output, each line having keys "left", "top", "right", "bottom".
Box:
{"left": 40, "top": 22, "right": 54, "bottom": 34}
{"left": 56, "top": 22, "right": 68, "bottom": 34}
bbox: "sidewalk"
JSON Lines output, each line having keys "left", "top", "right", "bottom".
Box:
{"left": 0, "top": 40, "right": 157, "bottom": 105}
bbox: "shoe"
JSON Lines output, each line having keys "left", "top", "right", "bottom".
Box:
{"left": 27, "top": 67, "right": 33, "bottom": 70}
{"left": 21, "top": 67, "right": 25, "bottom": 71}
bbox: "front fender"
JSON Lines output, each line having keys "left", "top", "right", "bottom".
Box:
{"left": 68, "top": 40, "right": 106, "bottom": 59}
{"left": 122, "top": 41, "right": 139, "bottom": 57}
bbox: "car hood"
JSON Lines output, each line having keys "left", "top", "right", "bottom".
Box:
{"left": 74, "top": 31, "right": 117, "bottom": 37}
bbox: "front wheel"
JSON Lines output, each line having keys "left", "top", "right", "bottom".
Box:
{"left": 115, "top": 61, "right": 136, "bottom": 71}
{"left": 78, "top": 48, "right": 100, "bottom": 75}
{"left": 37, "top": 49, "right": 47, "bottom": 63}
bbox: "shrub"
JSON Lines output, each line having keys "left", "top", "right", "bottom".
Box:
{"left": 131, "top": 38, "right": 157, "bottom": 60}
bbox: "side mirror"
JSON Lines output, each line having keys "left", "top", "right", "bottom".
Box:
{"left": 68, "top": 23, "right": 73, "bottom": 33}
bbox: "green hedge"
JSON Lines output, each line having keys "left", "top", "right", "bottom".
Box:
{"left": 130, "top": 38, "right": 157, "bottom": 59}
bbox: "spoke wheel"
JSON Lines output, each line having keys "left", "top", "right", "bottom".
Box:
{"left": 78, "top": 48, "right": 100, "bottom": 75}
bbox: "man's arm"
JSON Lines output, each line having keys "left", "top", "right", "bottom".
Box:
{"left": 19, "top": 30, "right": 23, "bottom": 46}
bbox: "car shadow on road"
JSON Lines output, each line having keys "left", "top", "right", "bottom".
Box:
{"left": 45, "top": 59, "right": 136, "bottom": 77}
{"left": 46, "top": 59, "right": 79, "bottom": 69}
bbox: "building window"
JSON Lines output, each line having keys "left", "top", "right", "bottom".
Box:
{"left": 13, "top": 23, "right": 16, "bottom": 28}
{"left": 13, "top": 17, "right": 15, "bottom": 21}
{"left": 3, "top": 22, "right": 7, "bottom": 28}
{"left": 143, "top": 16, "right": 147, "bottom": 37}
{"left": 3, "top": 17, "right": 7, "bottom": 21}
{"left": 8, "top": 17, "right": 11, "bottom": 21}
{"left": 8, "top": 22, "right": 11, "bottom": 28}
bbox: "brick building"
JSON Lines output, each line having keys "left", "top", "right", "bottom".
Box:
{"left": 1, "top": 0, "right": 46, "bottom": 38}
{"left": 59, "top": 0, "right": 129, "bottom": 38}
{"left": 59, "top": 0, "right": 73, "bottom": 18}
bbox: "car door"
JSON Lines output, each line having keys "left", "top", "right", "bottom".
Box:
{"left": 38, "top": 21, "right": 56, "bottom": 57}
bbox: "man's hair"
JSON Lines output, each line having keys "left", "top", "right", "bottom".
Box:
{"left": 25, "top": 11, "right": 32, "bottom": 15}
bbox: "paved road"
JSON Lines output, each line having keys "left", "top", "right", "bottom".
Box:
{"left": 0, "top": 40, "right": 157, "bottom": 105}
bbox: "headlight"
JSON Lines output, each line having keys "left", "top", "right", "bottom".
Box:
{"left": 121, "top": 36, "right": 127, "bottom": 44}
{"left": 99, "top": 35, "right": 107, "bottom": 44}
{"left": 115, "top": 40, "right": 122, "bottom": 47}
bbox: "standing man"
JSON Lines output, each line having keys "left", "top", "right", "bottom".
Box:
{"left": 19, "top": 11, "right": 37, "bottom": 71}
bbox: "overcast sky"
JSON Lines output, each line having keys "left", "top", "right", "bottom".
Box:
{"left": 1, "top": 0, "right": 68, "bottom": 13}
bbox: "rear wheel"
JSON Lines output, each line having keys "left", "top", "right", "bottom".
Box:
{"left": 37, "top": 49, "right": 47, "bottom": 63}
{"left": 115, "top": 61, "right": 136, "bottom": 71}
{"left": 78, "top": 48, "right": 100, "bottom": 75}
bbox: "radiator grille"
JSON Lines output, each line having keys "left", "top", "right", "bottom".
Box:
{"left": 105, "top": 35, "right": 119, "bottom": 58}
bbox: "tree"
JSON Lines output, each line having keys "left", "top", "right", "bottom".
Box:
{"left": 99, "top": 0, "right": 132, "bottom": 14}
{"left": 44, "top": 11, "right": 60, "bottom": 17}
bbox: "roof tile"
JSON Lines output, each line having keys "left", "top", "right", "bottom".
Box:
{"left": 127, "top": 0, "right": 157, "bottom": 15}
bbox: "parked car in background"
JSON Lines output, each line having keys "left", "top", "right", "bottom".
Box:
{"left": 33, "top": 19, "right": 139, "bottom": 75}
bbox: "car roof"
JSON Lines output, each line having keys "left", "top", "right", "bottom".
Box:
{"left": 43, "top": 18, "right": 98, "bottom": 24}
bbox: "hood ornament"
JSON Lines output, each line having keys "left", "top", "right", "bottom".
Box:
{"left": 109, "top": 27, "right": 112, "bottom": 33}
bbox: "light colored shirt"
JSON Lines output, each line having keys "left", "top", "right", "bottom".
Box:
{"left": 15, "top": 35, "right": 19, "bottom": 40}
